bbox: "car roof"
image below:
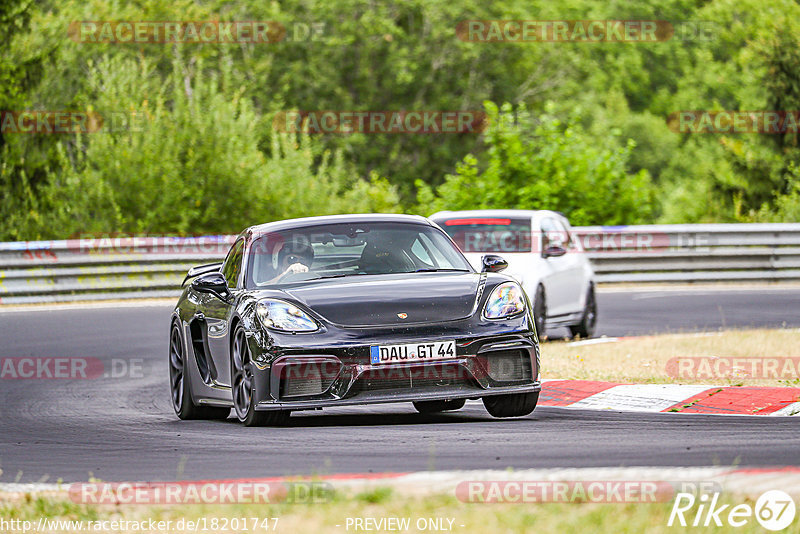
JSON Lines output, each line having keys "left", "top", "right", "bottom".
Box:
{"left": 429, "top": 209, "right": 566, "bottom": 220}
{"left": 244, "top": 213, "right": 432, "bottom": 237}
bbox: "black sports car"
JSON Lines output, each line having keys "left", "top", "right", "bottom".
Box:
{"left": 169, "top": 214, "right": 541, "bottom": 426}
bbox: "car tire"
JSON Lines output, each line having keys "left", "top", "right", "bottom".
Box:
{"left": 413, "top": 399, "right": 466, "bottom": 413}
{"left": 533, "top": 285, "right": 546, "bottom": 340}
{"left": 231, "top": 325, "right": 290, "bottom": 427}
{"left": 169, "top": 323, "right": 230, "bottom": 421}
{"left": 482, "top": 391, "right": 539, "bottom": 418}
{"left": 569, "top": 285, "right": 597, "bottom": 339}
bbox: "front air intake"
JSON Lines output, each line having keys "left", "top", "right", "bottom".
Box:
{"left": 279, "top": 362, "right": 338, "bottom": 398}
{"left": 485, "top": 350, "right": 532, "bottom": 382}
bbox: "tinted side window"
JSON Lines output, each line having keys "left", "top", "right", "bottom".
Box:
{"left": 221, "top": 239, "right": 245, "bottom": 288}
{"left": 540, "top": 218, "right": 570, "bottom": 250}
{"left": 552, "top": 219, "right": 573, "bottom": 248}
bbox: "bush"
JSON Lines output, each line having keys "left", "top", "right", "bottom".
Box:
{"left": 415, "top": 101, "right": 656, "bottom": 225}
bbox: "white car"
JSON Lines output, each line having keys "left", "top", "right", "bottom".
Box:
{"left": 430, "top": 209, "right": 597, "bottom": 339}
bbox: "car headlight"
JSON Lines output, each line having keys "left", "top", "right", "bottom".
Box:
{"left": 256, "top": 299, "right": 320, "bottom": 332}
{"left": 483, "top": 282, "right": 526, "bottom": 319}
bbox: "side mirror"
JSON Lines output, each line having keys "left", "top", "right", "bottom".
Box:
{"left": 543, "top": 245, "right": 567, "bottom": 258}
{"left": 191, "top": 272, "right": 231, "bottom": 302}
{"left": 481, "top": 254, "right": 508, "bottom": 273}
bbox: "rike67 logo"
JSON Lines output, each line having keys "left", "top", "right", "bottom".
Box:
{"left": 669, "top": 490, "right": 796, "bottom": 531}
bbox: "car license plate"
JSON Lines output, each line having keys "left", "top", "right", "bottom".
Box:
{"left": 370, "top": 340, "right": 456, "bottom": 365}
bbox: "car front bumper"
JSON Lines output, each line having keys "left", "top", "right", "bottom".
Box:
{"left": 247, "top": 331, "right": 540, "bottom": 411}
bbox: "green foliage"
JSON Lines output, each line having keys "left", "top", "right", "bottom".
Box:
{"left": 416, "top": 102, "right": 655, "bottom": 225}
{"left": 745, "top": 164, "right": 800, "bottom": 222}
{"left": 2, "top": 53, "right": 398, "bottom": 239}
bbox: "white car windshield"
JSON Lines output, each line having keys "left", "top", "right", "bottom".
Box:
{"left": 434, "top": 216, "right": 532, "bottom": 253}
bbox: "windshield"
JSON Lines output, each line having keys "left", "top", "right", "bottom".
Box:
{"left": 245, "top": 221, "right": 473, "bottom": 288}
{"left": 433, "top": 217, "right": 533, "bottom": 253}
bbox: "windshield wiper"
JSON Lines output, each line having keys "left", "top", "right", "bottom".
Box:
{"left": 307, "top": 273, "right": 367, "bottom": 280}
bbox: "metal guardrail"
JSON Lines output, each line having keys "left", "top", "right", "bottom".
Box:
{"left": 0, "top": 236, "right": 234, "bottom": 304}
{"left": 1, "top": 224, "right": 799, "bottom": 304}
{"left": 573, "top": 223, "right": 800, "bottom": 283}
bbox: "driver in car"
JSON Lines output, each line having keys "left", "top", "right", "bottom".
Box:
{"left": 265, "top": 240, "right": 315, "bottom": 284}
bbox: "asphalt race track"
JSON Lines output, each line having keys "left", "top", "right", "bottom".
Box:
{"left": 1, "top": 288, "right": 799, "bottom": 483}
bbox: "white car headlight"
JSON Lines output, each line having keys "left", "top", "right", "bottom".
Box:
{"left": 483, "top": 282, "right": 526, "bottom": 319}
{"left": 256, "top": 299, "right": 320, "bottom": 332}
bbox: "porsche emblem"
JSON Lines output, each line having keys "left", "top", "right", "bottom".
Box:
{"left": 397, "top": 313, "right": 408, "bottom": 319}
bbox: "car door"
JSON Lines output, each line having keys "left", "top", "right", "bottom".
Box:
{"left": 550, "top": 217, "right": 585, "bottom": 314}
{"left": 201, "top": 238, "right": 244, "bottom": 388}
{"left": 538, "top": 216, "right": 573, "bottom": 317}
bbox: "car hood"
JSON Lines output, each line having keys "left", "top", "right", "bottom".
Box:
{"left": 276, "top": 272, "right": 482, "bottom": 327}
